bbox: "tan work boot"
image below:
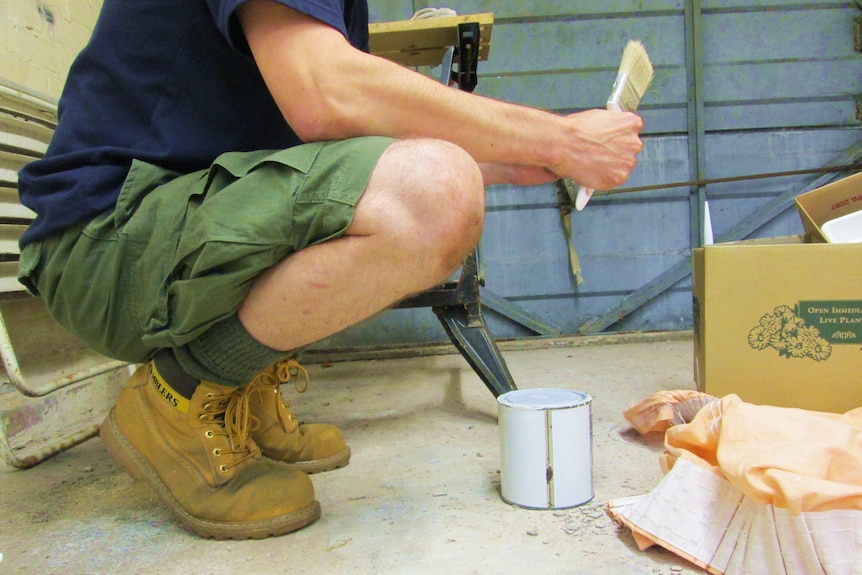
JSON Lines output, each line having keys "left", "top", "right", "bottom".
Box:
{"left": 246, "top": 359, "right": 351, "bottom": 474}
{"left": 99, "top": 362, "right": 320, "bottom": 539}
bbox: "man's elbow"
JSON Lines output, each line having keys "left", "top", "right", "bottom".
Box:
{"left": 283, "top": 98, "right": 362, "bottom": 142}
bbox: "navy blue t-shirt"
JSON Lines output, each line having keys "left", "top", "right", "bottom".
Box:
{"left": 17, "top": 0, "right": 369, "bottom": 246}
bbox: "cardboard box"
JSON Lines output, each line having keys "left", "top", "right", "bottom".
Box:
{"left": 795, "top": 171, "right": 862, "bottom": 242}
{"left": 693, "top": 173, "right": 862, "bottom": 414}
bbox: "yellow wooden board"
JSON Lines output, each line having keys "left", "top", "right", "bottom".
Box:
{"left": 368, "top": 13, "right": 493, "bottom": 67}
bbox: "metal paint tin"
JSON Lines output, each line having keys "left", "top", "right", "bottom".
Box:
{"left": 498, "top": 388, "right": 593, "bottom": 509}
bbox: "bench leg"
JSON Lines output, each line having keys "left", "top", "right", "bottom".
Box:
{"left": 432, "top": 302, "right": 517, "bottom": 398}
{"left": 0, "top": 419, "right": 99, "bottom": 469}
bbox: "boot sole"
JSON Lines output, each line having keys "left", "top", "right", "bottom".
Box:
{"left": 100, "top": 408, "right": 321, "bottom": 540}
{"left": 285, "top": 446, "right": 352, "bottom": 475}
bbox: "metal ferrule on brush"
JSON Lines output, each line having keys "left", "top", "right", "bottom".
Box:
{"left": 607, "top": 71, "right": 637, "bottom": 113}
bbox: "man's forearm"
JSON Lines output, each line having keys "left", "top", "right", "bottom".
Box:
{"left": 240, "top": 0, "right": 643, "bottom": 189}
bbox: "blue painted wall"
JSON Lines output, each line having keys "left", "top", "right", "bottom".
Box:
{"left": 312, "top": 1, "right": 862, "bottom": 351}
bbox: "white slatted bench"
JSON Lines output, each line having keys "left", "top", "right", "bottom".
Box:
{"left": 0, "top": 79, "right": 131, "bottom": 469}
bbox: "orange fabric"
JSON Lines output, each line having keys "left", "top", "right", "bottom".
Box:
{"left": 623, "top": 390, "right": 717, "bottom": 435}
{"left": 663, "top": 394, "right": 862, "bottom": 514}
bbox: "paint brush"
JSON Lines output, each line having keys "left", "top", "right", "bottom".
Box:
{"left": 575, "top": 40, "right": 655, "bottom": 211}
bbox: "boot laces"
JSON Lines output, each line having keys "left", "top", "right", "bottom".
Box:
{"left": 200, "top": 388, "right": 261, "bottom": 472}
{"left": 275, "top": 358, "right": 309, "bottom": 393}
{"left": 244, "top": 359, "right": 309, "bottom": 431}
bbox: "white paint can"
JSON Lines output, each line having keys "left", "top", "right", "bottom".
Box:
{"left": 498, "top": 388, "right": 593, "bottom": 509}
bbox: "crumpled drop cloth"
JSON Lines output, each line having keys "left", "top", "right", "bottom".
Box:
{"left": 608, "top": 394, "right": 862, "bottom": 575}
{"left": 623, "top": 390, "right": 718, "bottom": 435}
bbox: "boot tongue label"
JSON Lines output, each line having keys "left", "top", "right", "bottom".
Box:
{"left": 149, "top": 363, "right": 191, "bottom": 414}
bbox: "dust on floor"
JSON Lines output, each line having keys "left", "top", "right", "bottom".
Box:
{"left": 0, "top": 335, "right": 704, "bottom": 575}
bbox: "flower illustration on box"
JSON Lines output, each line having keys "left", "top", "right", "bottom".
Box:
{"left": 748, "top": 305, "right": 832, "bottom": 361}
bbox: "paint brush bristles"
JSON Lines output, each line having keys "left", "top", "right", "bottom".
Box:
{"left": 607, "top": 40, "right": 655, "bottom": 113}
{"left": 574, "top": 40, "right": 655, "bottom": 211}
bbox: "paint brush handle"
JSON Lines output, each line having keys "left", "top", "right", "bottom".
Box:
{"left": 574, "top": 185, "right": 593, "bottom": 211}
{"left": 574, "top": 101, "right": 623, "bottom": 211}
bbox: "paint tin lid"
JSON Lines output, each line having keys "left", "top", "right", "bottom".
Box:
{"left": 498, "top": 388, "right": 591, "bottom": 410}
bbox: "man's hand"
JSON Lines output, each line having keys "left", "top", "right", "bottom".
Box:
{"left": 552, "top": 109, "right": 644, "bottom": 191}
{"left": 480, "top": 109, "right": 643, "bottom": 189}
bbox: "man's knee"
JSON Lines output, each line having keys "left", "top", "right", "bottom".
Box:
{"left": 355, "top": 138, "right": 485, "bottom": 285}
{"left": 393, "top": 139, "right": 485, "bottom": 267}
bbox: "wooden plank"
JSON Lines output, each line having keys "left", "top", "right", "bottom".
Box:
{"left": 0, "top": 151, "right": 32, "bottom": 186}
{"left": 470, "top": 6, "right": 860, "bottom": 131}
{"left": 0, "top": 131, "right": 48, "bottom": 158}
{"left": 0, "top": 167, "right": 21, "bottom": 188}
{"left": 0, "top": 80, "right": 55, "bottom": 194}
{"left": 0, "top": 268, "right": 26, "bottom": 293}
{"left": 478, "top": 68, "right": 857, "bottom": 133}
{"left": 368, "top": 0, "right": 414, "bottom": 24}
{"left": 703, "top": 129, "right": 862, "bottom": 184}
{"left": 0, "top": 112, "right": 53, "bottom": 150}
{"left": 0, "top": 224, "right": 26, "bottom": 256}
{"left": 476, "top": 68, "right": 687, "bottom": 111}
{"left": 478, "top": 9, "right": 857, "bottom": 75}
{"left": 369, "top": 13, "right": 493, "bottom": 67}
{"left": 414, "top": 1, "right": 683, "bottom": 20}
{"left": 702, "top": 8, "right": 858, "bottom": 62}
{"left": 0, "top": 185, "right": 34, "bottom": 220}
{"left": 0, "top": 80, "right": 51, "bottom": 232}
{"left": 0, "top": 80, "right": 57, "bottom": 130}
{"left": 477, "top": 285, "right": 696, "bottom": 337}
{"left": 702, "top": 0, "right": 849, "bottom": 11}
{"left": 703, "top": 60, "right": 862, "bottom": 104}
{"left": 704, "top": 100, "right": 860, "bottom": 132}
{"left": 479, "top": 17, "right": 683, "bottom": 75}
{"left": 481, "top": 200, "right": 691, "bottom": 298}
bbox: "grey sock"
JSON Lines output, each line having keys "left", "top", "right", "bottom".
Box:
{"left": 172, "top": 315, "right": 289, "bottom": 387}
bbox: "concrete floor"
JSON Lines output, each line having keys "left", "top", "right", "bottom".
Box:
{"left": 0, "top": 333, "right": 705, "bottom": 575}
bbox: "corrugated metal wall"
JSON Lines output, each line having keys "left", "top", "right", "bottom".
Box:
{"left": 312, "top": 0, "right": 862, "bottom": 351}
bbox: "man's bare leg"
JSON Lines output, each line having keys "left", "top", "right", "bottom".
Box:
{"left": 238, "top": 138, "right": 485, "bottom": 351}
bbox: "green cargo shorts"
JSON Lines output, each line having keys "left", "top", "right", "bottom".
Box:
{"left": 18, "top": 137, "right": 394, "bottom": 362}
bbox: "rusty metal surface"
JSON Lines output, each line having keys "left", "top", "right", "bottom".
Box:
{"left": 0, "top": 365, "right": 130, "bottom": 469}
